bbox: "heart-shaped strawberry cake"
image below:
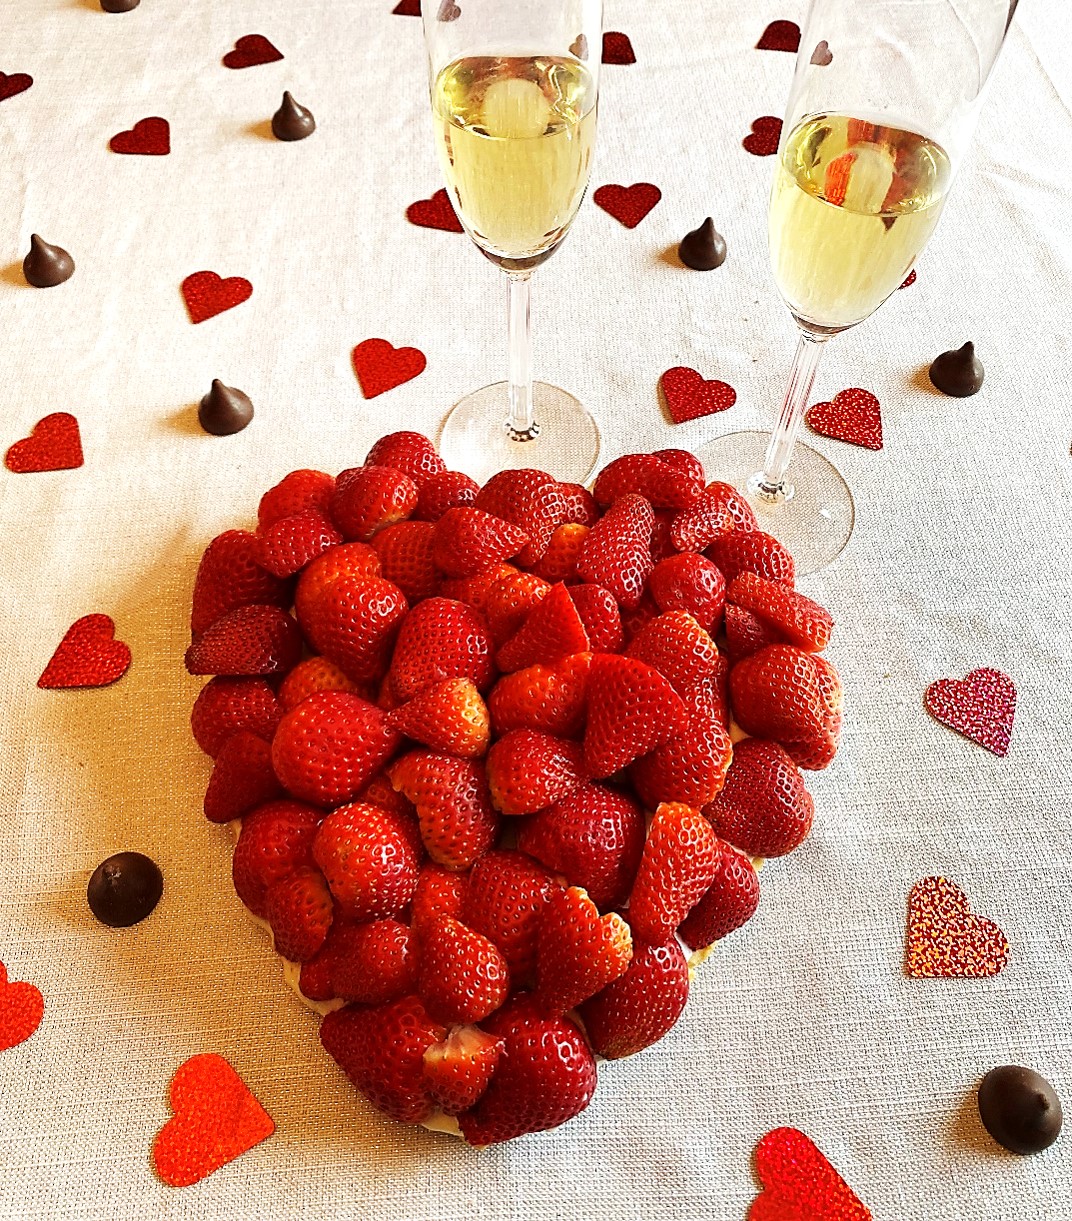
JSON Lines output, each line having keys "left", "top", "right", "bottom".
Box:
{"left": 185, "top": 434, "right": 842, "bottom": 1144}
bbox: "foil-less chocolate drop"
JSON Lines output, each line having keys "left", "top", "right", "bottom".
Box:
{"left": 929, "top": 341, "right": 984, "bottom": 396}
{"left": 23, "top": 234, "right": 75, "bottom": 287}
{"left": 100, "top": 0, "right": 140, "bottom": 11}
{"left": 678, "top": 218, "right": 727, "bottom": 271}
{"left": 271, "top": 92, "right": 316, "bottom": 141}
{"left": 198, "top": 380, "right": 254, "bottom": 435}
{"left": 978, "top": 1066, "right": 1062, "bottom": 1155}
{"left": 87, "top": 852, "right": 163, "bottom": 927}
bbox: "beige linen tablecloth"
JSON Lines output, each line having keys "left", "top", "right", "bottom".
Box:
{"left": 1, "top": 1, "right": 1071, "bottom": 1217}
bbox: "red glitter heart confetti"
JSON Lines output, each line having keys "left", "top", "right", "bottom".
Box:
{"left": 593, "top": 183, "right": 662, "bottom": 229}
{"left": 6, "top": 413, "right": 83, "bottom": 474}
{"left": 181, "top": 271, "right": 253, "bottom": 324}
{"left": 661, "top": 367, "right": 737, "bottom": 423}
{"left": 153, "top": 1054, "right": 275, "bottom": 1187}
{"left": 756, "top": 20, "right": 801, "bottom": 52}
{"left": 38, "top": 614, "right": 132, "bottom": 689}
{"left": 393, "top": 0, "right": 421, "bottom": 14}
{"left": 905, "top": 877, "right": 1009, "bottom": 978}
{"left": 899, "top": 269, "right": 917, "bottom": 289}
{"left": 924, "top": 667, "right": 1016, "bottom": 757}
{"left": 437, "top": 0, "right": 461, "bottom": 19}
{"left": 406, "top": 189, "right": 464, "bottom": 233}
{"left": 222, "top": 35, "right": 283, "bottom": 69}
{"left": 0, "top": 960, "right": 44, "bottom": 1053}
{"left": 806, "top": 388, "right": 883, "bottom": 450}
{"left": 743, "top": 117, "right": 783, "bottom": 157}
{"left": 352, "top": 339, "right": 427, "bottom": 399}
{"left": 110, "top": 117, "right": 170, "bottom": 155}
{"left": 602, "top": 32, "right": 636, "bottom": 65}
{"left": 0, "top": 72, "right": 33, "bottom": 102}
{"left": 810, "top": 40, "right": 834, "bottom": 66}
{"left": 750, "top": 1127, "right": 871, "bottom": 1220}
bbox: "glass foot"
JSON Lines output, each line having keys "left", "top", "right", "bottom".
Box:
{"left": 438, "top": 381, "right": 600, "bottom": 484}
{"left": 693, "top": 430, "right": 854, "bottom": 575}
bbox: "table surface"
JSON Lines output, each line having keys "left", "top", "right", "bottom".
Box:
{"left": 2, "top": 1, "right": 1071, "bottom": 1218}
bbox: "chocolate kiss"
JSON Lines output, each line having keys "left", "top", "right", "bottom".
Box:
{"left": 100, "top": 0, "right": 141, "bottom": 11}
{"left": 678, "top": 218, "right": 727, "bottom": 271}
{"left": 23, "top": 234, "right": 75, "bottom": 288}
{"left": 978, "top": 1066, "right": 1063, "bottom": 1155}
{"left": 198, "top": 380, "right": 254, "bottom": 435}
{"left": 928, "top": 341, "right": 984, "bottom": 397}
{"left": 87, "top": 852, "right": 163, "bottom": 927}
{"left": 271, "top": 92, "right": 316, "bottom": 142}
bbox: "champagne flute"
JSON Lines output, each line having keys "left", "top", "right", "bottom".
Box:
{"left": 423, "top": 0, "right": 602, "bottom": 483}
{"left": 695, "top": 0, "right": 1016, "bottom": 574}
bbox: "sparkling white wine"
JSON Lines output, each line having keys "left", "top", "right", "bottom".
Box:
{"left": 432, "top": 55, "right": 596, "bottom": 268}
{"left": 769, "top": 113, "right": 952, "bottom": 331}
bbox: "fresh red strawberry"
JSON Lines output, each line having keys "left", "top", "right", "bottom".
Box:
{"left": 625, "top": 609, "right": 722, "bottom": 702}
{"left": 278, "top": 656, "right": 365, "bottom": 711}
{"left": 708, "top": 529, "right": 795, "bottom": 587}
{"left": 723, "top": 603, "right": 787, "bottom": 662}
{"left": 518, "top": 783, "right": 646, "bottom": 911}
{"left": 534, "top": 885, "right": 632, "bottom": 1016}
{"left": 577, "top": 938, "right": 689, "bottom": 1059}
{"left": 203, "top": 729, "right": 282, "bottom": 822}
{"left": 649, "top": 507, "right": 679, "bottom": 564}
{"left": 231, "top": 798, "right": 324, "bottom": 918}
{"left": 389, "top": 749, "right": 500, "bottom": 870}
{"left": 487, "top": 652, "right": 592, "bottom": 739}
{"left": 298, "top": 922, "right": 344, "bottom": 1001}
{"left": 331, "top": 465, "right": 418, "bottom": 541}
{"left": 727, "top": 572, "right": 833, "bottom": 651}
{"left": 483, "top": 572, "right": 550, "bottom": 644}
{"left": 567, "top": 585, "right": 623, "bottom": 653}
{"left": 651, "top": 448, "right": 706, "bottom": 485}
{"left": 592, "top": 453, "right": 703, "bottom": 510}
{"left": 583, "top": 653, "right": 687, "bottom": 779}
{"left": 190, "top": 529, "right": 291, "bottom": 637}
{"left": 575, "top": 493, "right": 655, "bottom": 611}
{"left": 358, "top": 771, "right": 418, "bottom": 819}
{"left": 704, "top": 737, "right": 814, "bottom": 857}
{"left": 388, "top": 597, "right": 495, "bottom": 701}
{"left": 531, "top": 523, "right": 588, "bottom": 583}
{"left": 627, "top": 802, "right": 719, "bottom": 943}
{"left": 254, "top": 509, "right": 343, "bottom": 578}
{"left": 823, "top": 150, "right": 856, "bottom": 206}
{"left": 474, "top": 468, "right": 570, "bottom": 566}
{"left": 293, "top": 541, "right": 382, "bottom": 624}
{"left": 432, "top": 507, "right": 529, "bottom": 577}
{"left": 271, "top": 691, "right": 402, "bottom": 806}
{"left": 370, "top": 520, "right": 440, "bottom": 602}
{"left": 418, "top": 915, "right": 510, "bottom": 1024}
{"left": 557, "top": 481, "right": 599, "bottom": 527}
{"left": 330, "top": 918, "right": 420, "bottom": 1004}
{"left": 423, "top": 1025, "right": 504, "bottom": 1116}
{"left": 462, "top": 850, "right": 556, "bottom": 985}
{"left": 670, "top": 480, "right": 756, "bottom": 552}
{"left": 364, "top": 431, "right": 446, "bottom": 488}
{"left": 457, "top": 993, "right": 596, "bottom": 1145}
{"left": 410, "top": 861, "right": 470, "bottom": 930}
{"left": 438, "top": 563, "right": 518, "bottom": 616}
{"left": 387, "top": 678, "right": 490, "bottom": 758}
{"left": 678, "top": 841, "right": 760, "bottom": 949}
{"left": 185, "top": 604, "right": 303, "bottom": 676}
{"left": 190, "top": 676, "right": 283, "bottom": 757}
{"left": 630, "top": 676, "right": 733, "bottom": 809}
{"left": 299, "top": 574, "right": 409, "bottom": 684}
{"left": 648, "top": 552, "right": 726, "bottom": 633}
{"left": 619, "top": 591, "right": 660, "bottom": 643}
{"left": 313, "top": 801, "right": 422, "bottom": 920}
{"left": 486, "top": 729, "right": 585, "bottom": 815}
{"left": 495, "top": 581, "right": 590, "bottom": 673}
{"left": 258, "top": 468, "right": 335, "bottom": 529}
{"left": 320, "top": 995, "right": 446, "bottom": 1124}
{"left": 264, "top": 866, "right": 334, "bottom": 961}
{"left": 414, "top": 469, "right": 480, "bottom": 521}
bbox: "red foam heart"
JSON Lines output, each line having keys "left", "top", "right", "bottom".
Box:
{"left": 899, "top": 269, "right": 917, "bottom": 289}
{"left": 593, "top": 183, "right": 662, "bottom": 229}
{"left": 661, "top": 367, "right": 737, "bottom": 423}
{"left": 924, "top": 667, "right": 1016, "bottom": 757}
{"left": 6, "top": 413, "right": 83, "bottom": 474}
{"left": 0, "top": 960, "right": 44, "bottom": 1053}
{"left": 0, "top": 72, "right": 33, "bottom": 102}
{"left": 806, "top": 388, "right": 883, "bottom": 450}
{"left": 38, "top": 614, "right": 131, "bottom": 689}
{"left": 393, "top": 0, "right": 421, "bottom": 13}
{"left": 110, "top": 117, "right": 170, "bottom": 155}
{"left": 181, "top": 271, "right": 253, "bottom": 324}
{"left": 756, "top": 20, "right": 800, "bottom": 52}
{"left": 352, "top": 339, "right": 427, "bottom": 399}
{"left": 905, "top": 876, "right": 1010, "bottom": 978}
{"left": 222, "top": 35, "right": 283, "bottom": 69}
{"left": 153, "top": 1054, "right": 274, "bottom": 1187}
{"left": 751, "top": 1127, "right": 871, "bottom": 1220}
{"left": 602, "top": 32, "right": 636, "bottom": 65}
{"left": 406, "top": 189, "right": 463, "bottom": 233}
{"left": 743, "top": 117, "right": 782, "bottom": 156}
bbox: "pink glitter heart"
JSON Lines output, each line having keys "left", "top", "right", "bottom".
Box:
{"left": 924, "top": 667, "right": 1016, "bottom": 756}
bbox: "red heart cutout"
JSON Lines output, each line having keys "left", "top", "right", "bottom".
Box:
{"left": 153, "top": 1054, "right": 275, "bottom": 1187}
{"left": 5, "top": 413, "right": 84, "bottom": 474}
{"left": 806, "top": 388, "right": 883, "bottom": 450}
{"left": 593, "top": 183, "right": 662, "bottom": 229}
{"left": 905, "top": 876, "right": 1010, "bottom": 978}
{"left": 406, "top": 188, "right": 463, "bottom": 233}
{"left": 222, "top": 35, "right": 283, "bottom": 69}
{"left": 756, "top": 20, "right": 800, "bottom": 52}
{"left": 38, "top": 614, "right": 132, "bottom": 689}
{"left": 899, "top": 269, "right": 917, "bottom": 289}
{"left": 924, "top": 667, "right": 1016, "bottom": 757}
{"left": 751, "top": 1127, "right": 871, "bottom": 1220}
{"left": 602, "top": 32, "right": 636, "bottom": 65}
{"left": 661, "top": 366, "right": 737, "bottom": 423}
{"left": 0, "top": 960, "right": 44, "bottom": 1052}
{"left": 352, "top": 339, "right": 427, "bottom": 399}
{"left": 110, "top": 116, "right": 170, "bottom": 155}
{"left": 0, "top": 72, "right": 33, "bottom": 102}
{"left": 181, "top": 271, "right": 253, "bottom": 324}
{"left": 393, "top": 0, "right": 421, "bottom": 13}
{"left": 436, "top": 0, "right": 461, "bottom": 19}
{"left": 743, "top": 116, "right": 782, "bottom": 157}
{"left": 810, "top": 40, "right": 834, "bottom": 66}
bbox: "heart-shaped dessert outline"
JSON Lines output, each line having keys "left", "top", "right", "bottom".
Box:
{"left": 924, "top": 667, "right": 1016, "bottom": 757}
{"left": 181, "top": 271, "right": 253, "bottom": 324}
{"left": 593, "top": 183, "right": 662, "bottom": 229}
{"left": 0, "top": 960, "right": 44, "bottom": 1053}
{"left": 660, "top": 366, "right": 737, "bottom": 423}
{"left": 222, "top": 35, "right": 284, "bottom": 69}
{"left": 751, "top": 1127, "right": 872, "bottom": 1220}
{"left": 756, "top": 20, "right": 801, "bottom": 52}
{"left": 602, "top": 32, "right": 636, "bottom": 65}
{"left": 0, "top": 71, "right": 33, "bottom": 102}
{"left": 351, "top": 339, "right": 427, "bottom": 399}
{"left": 905, "top": 876, "right": 1010, "bottom": 978}
{"left": 5, "top": 413, "right": 84, "bottom": 474}
{"left": 110, "top": 116, "right": 170, "bottom": 155}
{"left": 743, "top": 117, "right": 783, "bottom": 157}
{"left": 406, "top": 188, "right": 464, "bottom": 233}
{"left": 805, "top": 388, "right": 883, "bottom": 450}
{"left": 38, "top": 614, "right": 132, "bottom": 689}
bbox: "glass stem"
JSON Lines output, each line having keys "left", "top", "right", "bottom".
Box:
{"left": 506, "top": 271, "right": 539, "bottom": 442}
{"left": 756, "top": 328, "right": 829, "bottom": 499}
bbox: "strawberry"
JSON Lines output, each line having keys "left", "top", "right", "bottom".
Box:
{"left": 592, "top": 453, "right": 703, "bottom": 511}
{"left": 410, "top": 861, "right": 470, "bottom": 931}
{"left": 531, "top": 523, "right": 588, "bottom": 583}
{"left": 652, "top": 448, "right": 706, "bottom": 486}
{"left": 625, "top": 610, "right": 722, "bottom": 702}
{"left": 630, "top": 676, "right": 733, "bottom": 809}
{"left": 534, "top": 885, "right": 632, "bottom": 1016}
{"left": 432, "top": 507, "right": 529, "bottom": 577}
{"left": 438, "top": 564, "right": 518, "bottom": 616}
{"left": 278, "top": 656, "right": 365, "bottom": 711}
{"left": 264, "top": 866, "right": 334, "bottom": 961}
{"left": 414, "top": 469, "right": 480, "bottom": 521}
{"left": 462, "top": 850, "right": 556, "bottom": 985}
{"left": 577, "top": 939, "right": 689, "bottom": 1060}
{"left": 387, "top": 597, "right": 495, "bottom": 701}
{"left": 254, "top": 509, "right": 343, "bottom": 578}
{"left": 627, "top": 802, "right": 720, "bottom": 943}
{"left": 474, "top": 468, "right": 570, "bottom": 566}
{"left": 293, "top": 541, "right": 381, "bottom": 624}
{"left": 823, "top": 150, "right": 856, "bottom": 206}
{"left": 483, "top": 572, "right": 550, "bottom": 644}
{"left": 423, "top": 1025, "right": 504, "bottom": 1116}
{"left": 271, "top": 691, "right": 402, "bottom": 806}
{"left": 708, "top": 529, "right": 795, "bottom": 587}
{"left": 518, "top": 783, "right": 646, "bottom": 911}
{"left": 557, "top": 481, "right": 599, "bottom": 527}
{"left": 649, "top": 507, "right": 679, "bottom": 564}
{"left": 358, "top": 771, "right": 418, "bottom": 819}
{"left": 330, "top": 918, "right": 420, "bottom": 1004}
{"left": 370, "top": 520, "right": 440, "bottom": 602}
{"left": 297, "top": 923, "right": 344, "bottom": 1001}
{"left": 727, "top": 572, "right": 833, "bottom": 652}
{"left": 418, "top": 915, "right": 510, "bottom": 1024}
{"left": 670, "top": 480, "right": 756, "bottom": 552}
{"left": 486, "top": 729, "right": 585, "bottom": 816}
{"left": 575, "top": 493, "right": 655, "bottom": 611}
{"left": 231, "top": 798, "right": 324, "bottom": 918}
{"left": 678, "top": 841, "right": 760, "bottom": 949}
{"left": 387, "top": 677, "right": 490, "bottom": 758}
{"left": 299, "top": 574, "right": 409, "bottom": 684}
{"left": 312, "top": 801, "right": 422, "bottom": 920}
{"left": 331, "top": 465, "right": 418, "bottom": 541}
{"left": 583, "top": 653, "right": 687, "bottom": 779}
{"left": 389, "top": 749, "right": 500, "bottom": 870}
{"left": 619, "top": 591, "right": 660, "bottom": 643}
{"left": 364, "top": 431, "right": 446, "bottom": 488}
{"left": 185, "top": 604, "right": 303, "bottom": 676}
{"left": 648, "top": 552, "right": 726, "bottom": 633}
{"left": 203, "top": 729, "right": 282, "bottom": 823}
{"left": 190, "top": 676, "right": 283, "bottom": 757}
{"left": 190, "top": 529, "right": 291, "bottom": 637}
{"left": 487, "top": 652, "right": 592, "bottom": 739}
{"left": 457, "top": 994, "right": 597, "bottom": 1145}
{"left": 495, "top": 581, "right": 590, "bottom": 674}
{"left": 704, "top": 737, "right": 814, "bottom": 857}
{"left": 567, "top": 585, "right": 623, "bottom": 653}
{"left": 257, "top": 468, "right": 335, "bottom": 529}
{"left": 723, "top": 603, "right": 787, "bottom": 662}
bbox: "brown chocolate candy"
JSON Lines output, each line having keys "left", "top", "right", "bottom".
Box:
{"left": 87, "top": 852, "right": 163, "bottom": 927}
{"left": 272, "top": 92, "right": 316, "bottom": 142}
{"left": 198, "top": 380, "right": 254, "bottom": 435}
{"left": 23, "top": 234, "right": 75, "bottom": 288}
{"left": 978, "top": 1066, "right": 1062, "bottom": 1155}
{"left": 678, "top": 218, "right": 727, "bottom": 271}
{"left": 100, "top": 0, "right": 140, "bottom": 10}
{"left": 929, "top": 341, "right": 984, "bottom": 396}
